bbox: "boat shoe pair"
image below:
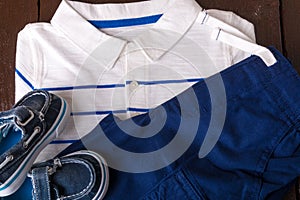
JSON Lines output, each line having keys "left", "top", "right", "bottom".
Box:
{"left": 0, "top": 90, "right": 109, "bottom": 199}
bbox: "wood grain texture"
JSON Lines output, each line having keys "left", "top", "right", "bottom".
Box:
{"left": 199, "top": 0, "right": 282, "bottom": 51}
{"left": 281, "top": 0, "right": 300, "bottom": 72}
{"left": 0, "top": 0, "right": 299, "bottom": 199}
{"left": 298, "top": 178, "right": 300, "bottom": 200}
{"left": 0, "top": 0, "right": 38, "bottom": 111}
{"left": 38, "top": 0, "right": 60, "bottom": 22}
{"left": 284, "top": 184, "right": 297, "bottom": 200}
{"left": 277, "top": 0, "right": 300, "bottom": 197}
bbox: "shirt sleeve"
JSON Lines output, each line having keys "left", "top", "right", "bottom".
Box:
{"left": 207, "top": 9, "right": 256, "bottom": 42}
{"left": 207, "top": 9, "right": 257, "bottom": 65}
{"left": 15, "top": 25, "right": 37, "bottom": 102}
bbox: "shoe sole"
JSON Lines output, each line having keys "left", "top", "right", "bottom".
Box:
{"left": 0, "top": 95, "right": 70, "bottom": 196}
{"left": 66, "top": 150, "right": 109, "bottom": 200}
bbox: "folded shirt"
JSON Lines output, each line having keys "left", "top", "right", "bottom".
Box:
{"left": 15, "top": 0, "right": 258, "bottom": 162}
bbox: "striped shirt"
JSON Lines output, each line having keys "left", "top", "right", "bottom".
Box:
{"left": 15, "top": 0, "right": 257, "bottom": 161}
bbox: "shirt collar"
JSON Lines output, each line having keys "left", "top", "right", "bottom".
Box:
{"left": 51, "top": 0, "right": 202, "bottom": 69}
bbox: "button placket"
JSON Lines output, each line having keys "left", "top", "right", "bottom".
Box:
{"left": 129, "top": 80, "right": 139, "bottom": 90}
{"left": 126, "top": 42, "right": 151, "bottom": 114}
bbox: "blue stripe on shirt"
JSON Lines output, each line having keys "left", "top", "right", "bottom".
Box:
{"left": 16, "top": 78, "right": 201, "bottom": 92}
{"left": 35, "top": 79, "right": 202, "bottom": 92}
{"left": 50, "top": 140, "right": 80, "bottom": 144}
{"left": 88, "top": 14, "right": 163, "bottom": 29}
{"left": 41, "top": 84, "right": 126, "bottom": 91}
{"left": 16, "top": 69, "right": 203, "bottom": 93}
{"left": 71, "top": 108, "right": 151, "bottom": 116}
{"left": 15, "top": 69, "right": 35, "bottom": 90}
{"left": 126, "top": 78, "right": 203, "bottom": 85}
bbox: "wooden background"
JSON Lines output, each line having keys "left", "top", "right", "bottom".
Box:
{"left": 0, "top": 0, "right": 299, "bottom": 199}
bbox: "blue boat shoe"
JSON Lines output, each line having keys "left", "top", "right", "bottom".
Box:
{"left": 0, "top": 90, "right": 69, "bottom": 196}
{"left": 28, "top": 150, "right": 109, "bottom": 200}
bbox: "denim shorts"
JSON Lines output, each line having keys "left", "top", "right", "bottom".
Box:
{"left": 21, "top": 47, "right": 298, "bottom": 200}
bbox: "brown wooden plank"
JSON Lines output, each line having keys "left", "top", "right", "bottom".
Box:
{"left": 295, "top": 178, "right": 300, "bottom": 200}
{"left": 284, "top": 185, "right": 297, "bottom": 200}
{"left": 39, "top": 0, "right": 61, "bottom": 22}
{"left": 199, "top": 0, "right": 282, "bottom": 51}
{"left": 281, "top": 0, "right": 300, "bottom": 72}
{"left": 0, "top": 1, "right": 38, "bottom": 111}
{"left": 281, "top": 1, "right": 300, "bottom": 198}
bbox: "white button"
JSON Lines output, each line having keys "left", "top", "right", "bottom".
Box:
{"left": 130, "top": 80, "right": 139, "bottom": 87}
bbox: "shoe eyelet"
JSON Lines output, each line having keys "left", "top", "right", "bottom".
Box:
{"left": 23, "top": 142, "right": 28, "bottom": 149}
{"left": 34, "top": 126, "right": 41, "bottom": 133}
{"left": 7, "top": 155, "right": 14, "bottom": 161}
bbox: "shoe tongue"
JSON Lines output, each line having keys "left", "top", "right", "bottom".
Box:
{"left": 0, "top": 123, "right": 22, "bottom": 155}
{"left": 0, "top": 123, "right": 16, "bottom": 139}
{"left": 0, "top": 106, "right": 32, "bottom": 141}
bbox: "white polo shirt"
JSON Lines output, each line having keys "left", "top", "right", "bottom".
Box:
{"left": 15, "top": 0, "right": 257, "bottom": 161}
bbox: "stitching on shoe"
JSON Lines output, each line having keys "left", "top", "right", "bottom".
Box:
{"left": 57, "top": 159, "right": 95, "bottom": 199}
{"left": 32, "top": 167, "right": 51, "bottom": 200}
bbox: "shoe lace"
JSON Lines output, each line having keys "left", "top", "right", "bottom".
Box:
{"left": 0, "top": 126, "right": 41, "bottom": 169}
{"left": 23, "top": 126, "right": 41, "bottom": 148}
{"left": 0, "top": 108, "right": 42, "bottom": 169}
{"left": 0, "top": 155, "right": 14, "bottom": 170}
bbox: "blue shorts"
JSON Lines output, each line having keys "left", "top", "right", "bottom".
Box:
{"left": 60, "top": 47, "right": 300, "bottom": 200}
{"left": 10, "top": 47, "right": 300, "bottom": 199}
